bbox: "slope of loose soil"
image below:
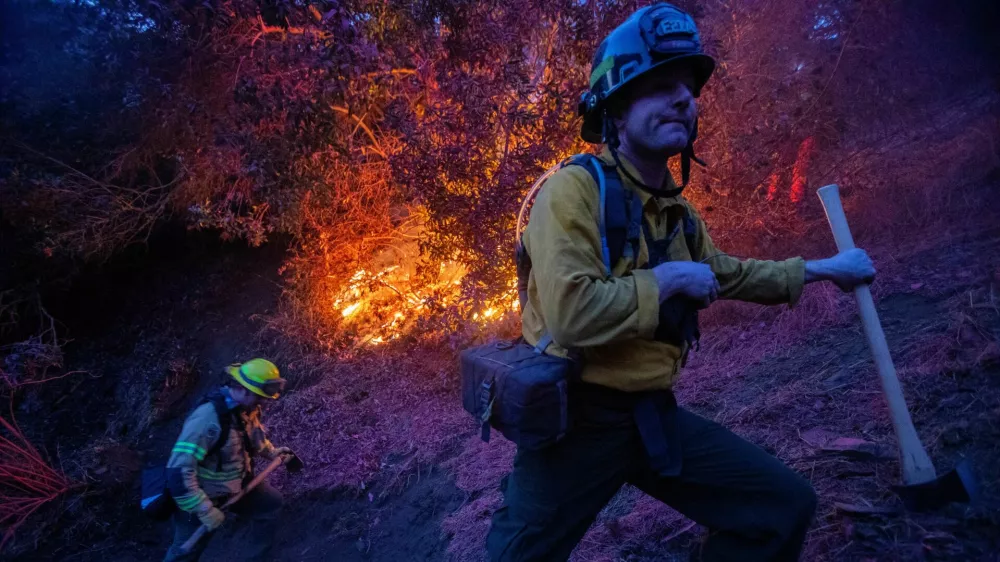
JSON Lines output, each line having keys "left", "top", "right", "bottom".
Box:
{"left": 8, "top": 221, "right": 1000, "bottom": 561}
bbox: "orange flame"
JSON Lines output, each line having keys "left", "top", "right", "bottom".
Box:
{"left": 333, "top": 261, "right": 518, "bottom": 346}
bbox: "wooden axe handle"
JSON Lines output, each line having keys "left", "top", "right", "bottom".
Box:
{"left": 816, "top": 185, "right": 936, "bottom": 485}
{"left": 180, "top": 455, "right": 287, "bottom": 553}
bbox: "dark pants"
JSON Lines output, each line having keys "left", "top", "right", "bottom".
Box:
{"left": 486, "top": 387, "right": 817, "bottom": 562}
{"left": 163, "top": 481, "right": 282, "bottom": 562}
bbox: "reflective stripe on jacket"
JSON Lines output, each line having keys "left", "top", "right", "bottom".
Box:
{"left": 166, "top": 397, "right": 276, "bottom": 511}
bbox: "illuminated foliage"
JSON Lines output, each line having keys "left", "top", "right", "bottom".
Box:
{"left": 2, "top": 0, "right": 996, "bottom": 349}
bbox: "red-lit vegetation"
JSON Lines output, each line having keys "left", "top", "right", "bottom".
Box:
{"left": 0, "top": 407, "right": 72, "bottom": 549}
{"left": 4, "top": 0, "right": 994, "bottom": 353}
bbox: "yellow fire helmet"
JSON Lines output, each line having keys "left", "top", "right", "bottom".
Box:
{"left": 226, "top": 358, "right": 286, "bottom": 399}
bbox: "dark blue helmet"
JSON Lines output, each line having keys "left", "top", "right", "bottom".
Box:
{"left": 579, "top": 3, "right": 716, "bottom": 144}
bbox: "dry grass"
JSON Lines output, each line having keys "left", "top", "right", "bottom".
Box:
{"left": 0, "top": 301, "right": 86, "bottom": 390}
{"left": 0, "top": 405, "right": 73, "bottom": 549}
{"left": 263, "top": 345, "right": 471, "bottom": 495}
{"left": 148, "top": 358, "right": 199, "bottom": 424}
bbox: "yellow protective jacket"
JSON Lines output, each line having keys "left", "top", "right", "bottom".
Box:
{"left": 520, "top": 148, "right": 805, "bottom": 392}
{"left": 166, "top": 391, "right": 277, "bottom": 512}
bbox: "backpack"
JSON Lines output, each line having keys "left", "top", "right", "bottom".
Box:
{"left": 516, "top": 153, "right": 702, "bottom": 349}
{"left": 515, "top": 154, "right": 641, "bottom": 314}
{"left": 461, "top": 154, "right": 699, "bottom": 450}
{"left": 140, "top": 393, "right": 234, "bottom": 520}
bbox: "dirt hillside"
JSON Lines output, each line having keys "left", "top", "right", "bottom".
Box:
{"left": 9, "top": 217, "right": 1000, "bottom": 562}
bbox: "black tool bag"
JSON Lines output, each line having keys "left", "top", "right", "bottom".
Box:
{"left": 460, "top": 338, "right": 580, "bottom": 451}
{"left": 460, "top": 155, "right": 617, "bottom": 451}
{"left": 141, "top": 466, "right": 176, "bottom": 521}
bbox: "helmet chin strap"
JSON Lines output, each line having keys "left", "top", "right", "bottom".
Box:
{"left": 603, "top": 111, "right": 705, "bottom": 198}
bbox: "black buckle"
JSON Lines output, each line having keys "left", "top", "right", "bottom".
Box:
{"left": 479, "top": 380, "right": 495, "bottom": 442}
{"left": 577, "top": 91, "right": 600, "bottom": 117}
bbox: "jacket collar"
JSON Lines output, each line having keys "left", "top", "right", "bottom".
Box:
{"left": 220, "top": 387, "right": 241, "bottom": 411}
{"left": 597, "top": 147, "right": 682, "bottom": 212}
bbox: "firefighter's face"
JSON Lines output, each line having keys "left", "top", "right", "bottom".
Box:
{"left": 231, "top": 385, "right": 262, "bottom": 408}
{"left": 614, "top": 65, "right": 698, "bottom": 157}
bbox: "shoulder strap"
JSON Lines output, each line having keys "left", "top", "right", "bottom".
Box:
{"left": 516, "top": 154, "right": 640, "bottom": 353}
{"left": 604, "top": 162, "right": 643, "bottom": 270}
{"left": 681, "top": 208, "right": 700, "bottom": 261}
{"left": 561, "top": 154, "right": 641, "bottom": 275}
{"left": 202, "top": 393, "right": 232, "bottom": 472}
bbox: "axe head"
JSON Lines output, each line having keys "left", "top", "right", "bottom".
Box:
{"left": 892, "top": 459, "right": 977, "bottom": 511}
{"left": 283, "top": 452, "right": 305, "bottom": 473}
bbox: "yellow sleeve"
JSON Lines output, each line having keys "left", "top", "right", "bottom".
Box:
{"left": 690, "top": 207, "right": 805, "bottom": 306}
{"left": 524, "top": 165, "right": 660, "bottom": 348}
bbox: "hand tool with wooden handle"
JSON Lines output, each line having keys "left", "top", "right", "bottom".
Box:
{"left": 180, "top": 452, "right": 303, "bottom": 553}
{"left": 817, "top": 184, "right": 975, "bottom": 510}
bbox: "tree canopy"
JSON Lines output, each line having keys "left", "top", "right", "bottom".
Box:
{"left": 2, "top": 0, "right": 997, "bottom": 350}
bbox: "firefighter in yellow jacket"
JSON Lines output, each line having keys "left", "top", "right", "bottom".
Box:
{"left": 163, "top": 358, "right": 292, "bottom": 562}
{"left": 487, "top": 4, "right": 876, "bottom": 562}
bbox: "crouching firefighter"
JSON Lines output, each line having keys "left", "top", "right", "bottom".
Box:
{"left": 487, "top": 4, "right": 876, "bottom": 561}
{"left": 163, "top": 358, "right": 294, "bottom": 562}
